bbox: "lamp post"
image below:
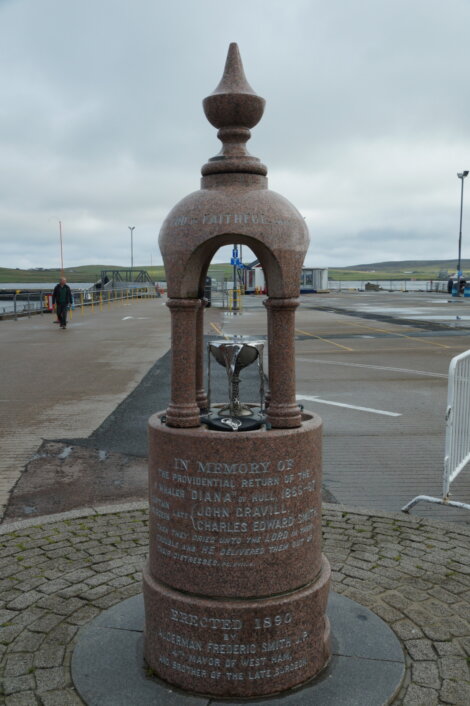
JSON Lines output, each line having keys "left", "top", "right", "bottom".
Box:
{"left": 128, "top": 226, "right": 135, "bottom": 270}
{"left": 456, "top": 171, "right": 469, "bottom": 296}
{"left": 58, "top": 220, "right": 64, "bottom": 277}
{"left": 49, "top": 217, "right": 64, "bottom": 276}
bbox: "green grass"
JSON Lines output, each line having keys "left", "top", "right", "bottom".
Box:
{"left": 1, "top": 259, "right": 464, "bottom": 283}
{"left": 328, "top": 268, "right": 437, "bottom": 281}
{"left": 0, "top": 264, "right": 119, "bottom": 283}
{"left": 0, "top": 262, "right": 233, "bottom": 284}
{"left": 329, "top": 259, "right": 470, "bottom": 281}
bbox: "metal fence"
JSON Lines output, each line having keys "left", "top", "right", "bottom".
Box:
{"left": 328, "top": 279, "right": 449, "bottom": 292}
{"left": 1, "top": 287, "right": 159, "bottom": 321}
{"left": 402, "top": 349, "right": 470, "bottom": 513}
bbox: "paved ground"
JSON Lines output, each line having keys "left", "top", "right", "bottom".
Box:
{"left": 295, "top": 294, "right": 470, "bottom": 524}
{"left": 226, "top": 292, "right": 470, "bottom": 524}
{"left": 1, "top": 290, "right": 470, "bottom": 704}
{"left": 0, "top": 298, "right": 227, "bottom": 520}
{"left": 3, "top": 291, "right": 470, "bottom": 523}
{"left": 1, "top": 503, "right": 470, "bottom": 705}
{"left": 2, "top": 345, "right": 270, "bottom": 521}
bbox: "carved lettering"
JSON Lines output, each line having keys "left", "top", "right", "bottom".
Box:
{"left": 170, "top": 610, "right": 242, "bottom": 631}
{"left": 157, "top": 604, "right": 312, "bottom": 683}
{"left": 197, "top": 461, "right": 271, "bottom": 475}
{"left": 153, "top": 455, "right": 318, "bottom": 571}
{"left": 171, "top": 213, "right": 292, "bottom": 228}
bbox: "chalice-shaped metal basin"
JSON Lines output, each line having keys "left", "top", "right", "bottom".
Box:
{"left": 206, "top": 339, "right": 265, "bottom": 428}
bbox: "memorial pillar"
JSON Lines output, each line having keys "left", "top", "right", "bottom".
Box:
{"left": 165, "top": 298, "right": 201, "bottom": 428}
{"left": 264, "top": 297, "right": 302, "bottom": 428}
{"left": 145, "top": 42, "right": 331, "bottom": 698}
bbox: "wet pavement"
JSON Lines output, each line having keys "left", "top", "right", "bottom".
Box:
{"left": 3, "top": 291, "right": 470, "bottom": 524}
{"left": 2, "top": 345, "right": 272, "bottom": 522}
{"left": 0, "top": 298, "right": 175, "bottom": 520}
{"left": 311, "top": 290, "right": 470, "bottom": 329}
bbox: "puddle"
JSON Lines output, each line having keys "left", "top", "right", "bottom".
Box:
{"left": 359, "top": 307, "right": 427, "bottom": 315}
{"left": 28, "top": 453, "right": 47, "bottom": 462}
{"left": 58, "top": 446, "right": 72, "bottom": 459}
{"left": 404, "top": 315, "right": 470, "bottom": 321}
{"left": 21, "top": 505, "right": 38, "bottom": 515}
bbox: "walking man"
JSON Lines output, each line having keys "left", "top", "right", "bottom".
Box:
{"left": 52, "top": 277, "right": 73, "bottom": 329}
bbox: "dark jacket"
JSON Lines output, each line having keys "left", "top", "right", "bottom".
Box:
{"left": 52, "top": 283, "right": 73, "bottom": 306}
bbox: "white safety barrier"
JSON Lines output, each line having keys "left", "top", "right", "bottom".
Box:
{"left": 402, "top": 349, "right": 470, "bottom": 513}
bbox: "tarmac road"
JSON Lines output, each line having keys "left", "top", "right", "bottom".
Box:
{"left": 0, "top": 298, "right": 173, "bottom": 520}
{"left": 222, "top": 292, "right": 470, "bottom": 524}
{"left": 2, "top": 290, "right": 470, "bottom": 525}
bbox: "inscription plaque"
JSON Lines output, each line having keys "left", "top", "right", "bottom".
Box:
{"left": 147, "top": 413, "right": 323, "bottom": 596}
{"left": 144, "top": 562, "right": 330, "bottom": 695}
{"left": 170, "top": 213, "right": 293, "bottom": 227}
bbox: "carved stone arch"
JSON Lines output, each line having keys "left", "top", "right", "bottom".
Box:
{"left": 174, "top": 233, "right": 283, "bottom": 298}
{"left": 159, "top": 42, "right": 309, "bottom": 429}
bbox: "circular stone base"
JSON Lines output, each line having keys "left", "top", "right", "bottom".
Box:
{"left": 143, "top": 556, "right": 330, "bottom": 697}
{"left": 71, "top": 592, "right": 405, "bottom": 706}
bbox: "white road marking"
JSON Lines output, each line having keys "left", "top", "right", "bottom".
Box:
{"left": 296, "top": 358, "right": 447, "bottom": 379}
{"left": 122, "top": 316, "right": 134, "bottom": 320}
{"left": 296, "top": 394, "right": 402, "bottom": 417}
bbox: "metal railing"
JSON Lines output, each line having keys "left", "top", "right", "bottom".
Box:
{"left": 228, "top": 288, "right": 243, "bottom": 312}
{"left": 402, "top": 349, "right": 470, "bottom": 513}
{"left": 328, "top": 280, "right": 450, "bottom": 292}
{"left": 0, "top": 287, "right": 160, "bottom": 321}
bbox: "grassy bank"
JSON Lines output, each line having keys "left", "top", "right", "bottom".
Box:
{"left": 0, "top": 263, "right": 233, "bottom": 284}
{"left": 329, "top": 259, "right": 468, "bottom": 281}
{"left": 329, "top": 269, "right": 443, "bottom": 281}
{"left": 1, "top": 259, "right": 465, "bottom": 284}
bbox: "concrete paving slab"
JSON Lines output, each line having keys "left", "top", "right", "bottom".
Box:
{"left": 72, "top": 628, "right": 208, "bottom": 706}
{"left": 210, "top": 658, "right": 405, "bottom": 706}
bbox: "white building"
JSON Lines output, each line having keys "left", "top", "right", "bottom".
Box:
{"left": 243, "top": 261, "right": 328, "bottom": 293}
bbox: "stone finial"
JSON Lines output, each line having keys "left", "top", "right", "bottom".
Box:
{"left": 202, "top": 43, "right": 267, "bottom": 177}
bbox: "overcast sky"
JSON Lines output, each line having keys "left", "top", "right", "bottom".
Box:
{"left": 1, "top": 0, "right": 469, "bottom": 271}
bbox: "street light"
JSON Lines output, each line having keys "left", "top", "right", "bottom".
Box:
{"left": 128, "top": 226, "right": 135, "bottom": 270}
{"left": 48, "top": 217, "right": 64, "bottom": 276}
{"left": 456, "top": 171, "right": 469, "bottom": 296}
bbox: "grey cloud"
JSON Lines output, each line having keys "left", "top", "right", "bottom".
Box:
{"left": 1, "top": 0, "right": 469, "bottom": 269}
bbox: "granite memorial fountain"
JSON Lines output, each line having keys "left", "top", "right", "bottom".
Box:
{"left": 71, "top": 43, "right": 405, "bottom": 705}
{"left": 142, "top": 43, "right": 331, "bottom": 697}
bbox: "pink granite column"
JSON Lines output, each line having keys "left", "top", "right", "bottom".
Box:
{"left": 264, "top": 297, "right": 301, "bottom": 428}
{"left": 165, "top": 298, "right": 201, "bottom": 428}
{"left": 196, "top": 298, "right": 209, "bottom": 411}
{"left": 264, "top": 297, "right": 272, "bottom": 409}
